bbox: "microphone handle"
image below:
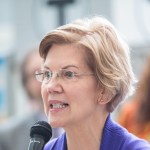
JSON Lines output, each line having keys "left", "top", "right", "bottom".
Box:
{"left": 28, "top": 135, "right": 45, "bottom": 150}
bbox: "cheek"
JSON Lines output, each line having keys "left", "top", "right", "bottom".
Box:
{"left": 69, "top": 80, "right": 98, "bottom": 104}
{"left": 66, "top": 81, "right": 98, "bottom": 122}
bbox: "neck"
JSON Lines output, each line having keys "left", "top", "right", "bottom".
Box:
{"left": 65, "top": 112, "right": 109, "bottom": 150}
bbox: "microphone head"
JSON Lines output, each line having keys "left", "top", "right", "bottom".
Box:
{"left": 30, "top": 121, "right": 52, "bottom": 143}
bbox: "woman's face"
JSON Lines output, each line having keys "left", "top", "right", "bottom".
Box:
{"left": 41, "top": 44, "right": 100, "bottom": 128}
{"left": 25, "top": 52, "right": 43, "bottom": 101}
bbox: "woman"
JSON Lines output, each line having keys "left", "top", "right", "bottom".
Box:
{"left": 35, "top": 16, "right": 150, "bottom": 150}
{"left": 118, "top": 53, "right": 150, "bottom": 142}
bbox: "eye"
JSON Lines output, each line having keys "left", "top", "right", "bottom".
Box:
{"left": 44, "top": 70, "right": 52, "bottom": 80}
{"left": 62, "top": 70, "right": 76, "bottom": 79}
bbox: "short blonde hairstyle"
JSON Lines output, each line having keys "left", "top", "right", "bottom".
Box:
{"left": 39, "top": 16, "right": 135, "bottom": 112}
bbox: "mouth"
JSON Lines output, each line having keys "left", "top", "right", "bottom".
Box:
{"left": 48, "top": 100, "right": 69, "bottom": 111}
{"left": 50, "top": 103, "right": 69, "bottom": 109}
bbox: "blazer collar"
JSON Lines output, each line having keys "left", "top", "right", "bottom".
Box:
{"left": 100, "top": 114, "right": 125, "bottom": 150}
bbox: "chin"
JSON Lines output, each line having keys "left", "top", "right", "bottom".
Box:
{"left": 48, "top": 119, "right": 64, "bottom": 128}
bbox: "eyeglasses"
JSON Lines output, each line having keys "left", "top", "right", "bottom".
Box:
{"left": 35, "top": 69, "right": 94, "bottom": 83}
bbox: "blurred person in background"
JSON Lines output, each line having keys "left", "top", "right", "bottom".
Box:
{"left": 0, "top": 48, "right": 63, "bottom": 150}
{"left": 118, "top": 53, "right": 150, "bottom": 142}
{"left": 35, "top": 16, "right": 150, "bottom": 150}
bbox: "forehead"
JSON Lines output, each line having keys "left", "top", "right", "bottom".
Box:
{"left": 44, "top": 44, "right": 89, "bottom": 70}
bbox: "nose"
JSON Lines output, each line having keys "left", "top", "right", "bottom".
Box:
{"left": 46, "top": 77, "right": 63, "bottom": 94}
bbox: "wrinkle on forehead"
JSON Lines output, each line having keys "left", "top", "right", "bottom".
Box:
{"left": 43, "top": 44, "right": 91, "bottom": 72}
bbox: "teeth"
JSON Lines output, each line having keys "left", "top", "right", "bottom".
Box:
{"left": 51, "top": 103, "right": 67, "bottom": 109}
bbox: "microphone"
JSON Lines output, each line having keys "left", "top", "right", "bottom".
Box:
{"left": 28, "top": 121, "right": 52, "bottom": 150}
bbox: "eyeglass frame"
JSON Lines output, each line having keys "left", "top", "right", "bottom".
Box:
{"left": 34, "top": 68, "right": 94, "bottom": 84}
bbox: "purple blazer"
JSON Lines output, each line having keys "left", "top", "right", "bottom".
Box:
{"left": 44, "top": 115, "right": 150, "bottom": 150}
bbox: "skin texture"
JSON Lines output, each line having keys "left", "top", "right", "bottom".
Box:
{"left": 41, "top": 44, "right": 109, "bottom": 150}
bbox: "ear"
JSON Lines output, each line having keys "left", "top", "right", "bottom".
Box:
{"left": 97, "top": 89, "right": 113, "bottom": 105}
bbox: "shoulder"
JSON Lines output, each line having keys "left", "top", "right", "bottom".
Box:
{"left": 123, "top": 134, "right": 150, "bottom": 149}
{"left": 44, "top": 133, "right": 66, "bottom": 150}
{"left": 101, "top": 115, "right": 150, "bottom": 150}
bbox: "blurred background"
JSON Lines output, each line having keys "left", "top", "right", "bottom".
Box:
{"left": 0, "top": 0, "right": 150, "bottom": 122}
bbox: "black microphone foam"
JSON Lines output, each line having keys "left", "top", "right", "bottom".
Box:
{"left": 28, "top": 121, "right": 52, "bottom": 150}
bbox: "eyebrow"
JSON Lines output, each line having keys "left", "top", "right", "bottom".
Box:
{"left": 62, "top": 65, "right": 79, "bottom": 70}
{"left": 42, "top": 65, "right": 79, "bottom": 70}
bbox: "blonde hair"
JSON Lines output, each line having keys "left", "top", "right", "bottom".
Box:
{"left": 39, "top": 16, "right": 135, "bottom": 112}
